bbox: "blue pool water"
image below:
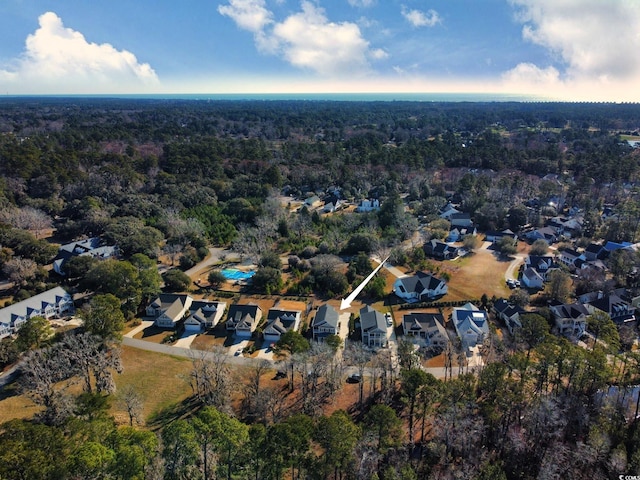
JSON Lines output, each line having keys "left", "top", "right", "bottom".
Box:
{"left": 221, "top": 268, "right": 255, "bottom": 280}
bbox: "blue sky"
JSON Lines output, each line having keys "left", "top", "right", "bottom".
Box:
{"left": 0, "top": 0, "right": 638, "bottom": 101}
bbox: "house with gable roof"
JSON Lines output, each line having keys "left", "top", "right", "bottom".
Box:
{"left": 524, "top": 255, "right": 559, "bottom": 281}
{"left": 493, "top": 299, "right": 527, "bottom": 334}
{"left": 522, "top": 267, "right": 544, "bottom": 289}
{"left": 184, "top": 300, "right": 227, "bottom": 332}
{"left": 423, "top": 239, "right": 460, "bottom": 260}
{"left": 393, "top": 271, "right": 448, "bottom": 303}
{"left": 585, "top": 292, "right": 635, "bottom": 325}
{"left": 263, "top": 305, "right": 302, "bottom": 343}
{"left": 312, "top": 304, "right": 340, "bottom": 342}
{"left": 53, "top": 237, "right": 117, "bottom": 276}
{"left": 549, "top": 301, "right": 589, "bottom": 336}
{"left": 0, "top": 286, "right": 74, "bottom": 339}
{"left": 146, "top": 294, "right": 193, "bottom": 328}
{"left": 226, "top": 303, "right": 262, "bottom": 338}
{"left": 485, "top": 229, "right": 518, "bottom": 244}
{"left": 359, "top": 305, "right": 390, "bottom": 348}
{"left": 452, "top": 302, "right": 489, "bottom": 348}
{"left": 402, "top": 312, "right": 449, "bottom": 347}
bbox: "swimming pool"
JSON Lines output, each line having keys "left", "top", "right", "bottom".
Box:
{"left": 221, "top": 268, "right": 255, "bottom": 280}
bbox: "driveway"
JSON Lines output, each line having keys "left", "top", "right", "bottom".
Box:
{"left": 505, "top": 253, "right": 526, "bottom": 281}
{"left": 174, "top": 331, "right": 199, "bottom": 348}
{"left": 124, "top": 320, "right": 155, "bottom": 338}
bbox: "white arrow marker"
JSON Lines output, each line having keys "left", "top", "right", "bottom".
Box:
{"left": 340, "top": 256, "right": 389, "bottom": 310}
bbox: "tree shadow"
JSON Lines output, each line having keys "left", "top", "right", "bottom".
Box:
{"left": 147, "top": 395, "right": 202, "bottom": 431}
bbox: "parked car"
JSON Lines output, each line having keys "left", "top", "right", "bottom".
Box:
{"left": 347, "top": 373, "right": 362, "bottom": 383}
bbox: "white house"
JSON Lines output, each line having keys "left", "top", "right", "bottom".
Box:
{"left": 356, "top": 199, "right": 380, "bottom": 212}
{"left": 226, "top": 304, "right": 262, "bottom": 338}
{"left": 550, "top": 301, "right": 588, "bottom": 337}
{"left": 147, "top": 294, "right": 193, "bottom": 328}
{"left": 359, "top": 305, "right": 390, "bottom": 348}
{"left": 452, "top": 303, "right": 489, "bottom": 348}
{"left": 522, "top": 267, "right": 544, "bottom": 289}
{"left": 402, "top": 312, "right": 449, "bottom": 347}
{"left": 393, "top": 271, "right": 448, "bottom": 303}
{"left": 0, "top": 287, "right": 74, "bottom": 339}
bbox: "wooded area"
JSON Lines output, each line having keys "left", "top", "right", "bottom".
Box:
{"left": 1, "top": 98, "right": 640, "bottom": 479}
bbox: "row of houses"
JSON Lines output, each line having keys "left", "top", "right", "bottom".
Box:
{"left": 494, "top": 288, "right": 637, "bottom": 338}
{"left": 0, "top": 287, "right": 74, "bottom": 340}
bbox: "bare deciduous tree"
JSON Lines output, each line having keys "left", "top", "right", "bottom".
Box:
{"left": 118, "top": 384, "right": 144, "bottom": 426}
{"left": 190, "top": 346, "right": 232, "bottom": 411}
{"left": 2, "top": 257, "right": 38, "bottom": 285}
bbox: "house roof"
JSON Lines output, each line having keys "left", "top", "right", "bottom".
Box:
{"left": 266, "top": 308, "right": 301, "bottom": 332}
{"left": 359, "top": 305, "right": 387, "bottom": 333}
{"left": 312, "top": 304, "right": 339, "bottom": 329}
{"left": 228, "top": 303, "right": 261, "bottom": 325}
{"left": 589, "top": 294, "right": 633, "bottom": 318}
{"left": 402, "top": 312, "right": 446, "bottom": 336}
{"left": 396, "top": 271, "right": 445, "bottom": 295}
{"left": 494, "top": 299, "right": 526, "bottom": 319}
{"left": 551, "top": 302, "right": 589, "bottom": 319}
{"left": 522, "top": 267, "right": 544, "bottom": 282}
{"left": 453, "top": 303, "right": 489, "bottom": 337}
{"left": 0, "top": 287, "right": 72, "bottom": 326}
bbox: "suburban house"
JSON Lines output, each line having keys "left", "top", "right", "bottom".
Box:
{"left": 452, "top": 303, "right": 489, "bottom": 348}
{"left": 521, "top": 267, "right": 544, "bottom": 289}
{"left": 0, "top": 287, "right": 74, "bottom": 339}
{"left": 558, "top": 248, "right": 583, "bottom": 268}
{"left": 226, "top": 303, "right": 262, "bottom": 338}
{"left": 423, "top": 239, "right": 460, "bottom": 260}
{"left": 524, "top": 226, "right": 558, "bottom": 244}
{"left": 53, "top": 237, "right": 117, "bottom": 276}
{"left": 549, "top": 301, "right": 589, "bottom": 337}
{"left": 311, "top": 304, "right": 340, "bottom": 342}
{"left": 356, "top": 199, "right": 380, "bottom": 212}
{"left": 393, "top": 271, "right": 448, "bottom": 303}
{"left": 439, "top": 203, "right": 462, "bottom": 220}
{"left": 485, "top": 229, "right": 518, "bottom": 244}
{"left": 446, "top": 226, "right": 477, "bottom": 243}
{"left": 359, "top": 305, "right": 390, "bottom": 348}
{"left": 263, "top": 306, "right": 302, "bottom": 343}
{"left": 184, "top": 300, "right": 227, "bottom": 332}
{"left": 493, "top": 299, "right": 527, "bottom": 334}
{"left": 449, "top": 212, "right": 473, "bottom": 228}
{"left": 525, "top": 255, "right": 559, "bottom": 281}
{"left": 146, "top": 294, "right": 193, "bottom": 328}
{"left": 585, "top": 292, "right": 636, "bottom": 324}
{"left": 584, "top": 243, "right": 606, "bottom": 261}
{"left": 402, "top": 312, "right": 449, "bottom": 347}
{"left": 304, "top": 196, "right": 322, "bottom": 208}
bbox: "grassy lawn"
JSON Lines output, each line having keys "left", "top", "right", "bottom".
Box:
{"left": 0, "top": 382, "right": 41, "bottom": 424}
{"left": 111, "top": 346, "right": 194, "bottom": 427}
{"left": 443, "top": 249, "right": 512, "bottom": 301}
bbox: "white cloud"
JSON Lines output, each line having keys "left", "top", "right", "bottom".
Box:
{"left": 220, "top": 0, "right": 378, "bottom": 77}
{"left": 348, "top": 0, "right": 375, "bottom": 7}
{"left": 502, "top": 0, "right": 640, "bottom": 100}
{"left": 401, "top": 6, "right": 441, "bottom": 28}
{"left": 218, "top": 0, "right": 273, "bottom": 32}
{"left": 0, "top": 12, "right": 158, "bottom": 93}
{"left": 370, "top": 48, "right": 389, "bottom": 60}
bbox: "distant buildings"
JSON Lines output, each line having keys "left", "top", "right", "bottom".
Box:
{"left": 0, "top": 287, "right": 74, "bottom": 340}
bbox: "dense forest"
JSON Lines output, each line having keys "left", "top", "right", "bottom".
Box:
{"left": 1, "top": 98, "right": 640, "bottom": 479}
